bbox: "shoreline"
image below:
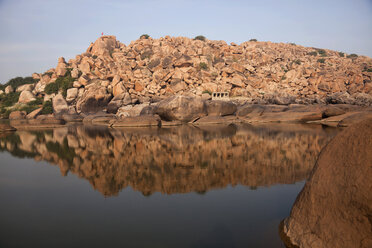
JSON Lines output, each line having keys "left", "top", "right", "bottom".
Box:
{"left": 1, "top": 101, "right": 371, "bottom": 131}
{"left": 2, "top": 99, "right": 372, "bottom": 130}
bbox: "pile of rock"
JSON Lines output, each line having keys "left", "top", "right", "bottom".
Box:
{"left": 1, "top": 34, "right": 372, "bottom": 125}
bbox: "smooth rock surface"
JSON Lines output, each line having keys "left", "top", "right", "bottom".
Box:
{"left": 52, "top": 93, "right": 69, "bottom": 115}
{"left": 26, "top": 107, "right": 42, "bottom": 119}
{"left": 9, "top": 111, "right": 27, "bottom": 120}
{"left": 76, "top": 81, "right": 112, "bottom": 113}
{"left": 155, "top": 95, "right": 206, "bottom": 122}
{"left": 281, "top": 118, "right": 372, "bottom": 248}
{"left": 18, "top": 90, "right": 36, "bottom": 104}
{"left": 205, "top": 100, "right": 237, "bottom": 116}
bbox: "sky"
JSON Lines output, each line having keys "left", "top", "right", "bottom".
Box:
{"left": 0, "top": 0, "right": 371, "bottom": 84}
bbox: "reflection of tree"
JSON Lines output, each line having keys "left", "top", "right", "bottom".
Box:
{"left": 0, "top": 124, "right": 338, "bottom": 197}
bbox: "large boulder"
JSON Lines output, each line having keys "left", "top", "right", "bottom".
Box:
{"left": 26, "top": 107, "right": 42, "bottom": 119}
{"left": 205, "top": 100, "right": 237, "bottom": 116}
{"left": 337, "top": 111, "right": 372, "bottom": 127}
{"left": 82, "top": 112, "right": 115, "bottom": 124}
{"left": 238, "top": 105, "right": 323, "bottom": 123}
{"left": 236, "top": 104, "right": 265, "bottom": 117}
{"left": 16, "top": 84, "right": 34, "bottom": 92}
{"left": 18, "top": 90, "right": 36, "bottom": 104}
{"left": 116, "top": 103, "right": 149, "bottom": 118}
{"left": 265, "top": 92, "right": 296, "bottom": 105}
{"left": 66, "top": 88, "right": 78, "bottom": 103}
{"left": 76, "top": 81, "right": 112, "bottom": 113}
{"left": 106, "top": 93, "right": 131, "bottom": 114}
{"left": 155, "top": 95, "right": 206, "bottom": 122}
{"left": 55, "top": 57, "right": 67, "bottom": 77}
{"left": 52, "top": 93, "right": 69, "bottom": 115}
{"left": 322, "top": 105, "right": 346, "bottom": 118}
{"left": 4, "top": 85, "right": 13, "bottom": 94}
{"left": 281, "top": 118, "right": 372, "bottom": 248}
{"left": 86, "top": 35, "right": 118, "bottom": 57}
{"left": 9, "top": 111, "right": 27, "bottom": 120}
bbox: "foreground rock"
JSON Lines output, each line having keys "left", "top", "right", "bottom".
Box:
{"left": 155, "top": 95, "right": 206, "bottom": 122}
{"left": 18, "top": 90, "right": 36, "bottom": 103}
{"left": 76, "top": 80, "right": 112, "bottom": 113}
{"left": 9, "top": 111, "right": 27, "bottom": 120}
{"left": 281, "top": 118, "right": 372, "bottom": 248}
{"left": 205, "top": 100, "right": 237, "bottom": 116}
{"left": 52, "top": 93, "right": 69, "bottom": 114}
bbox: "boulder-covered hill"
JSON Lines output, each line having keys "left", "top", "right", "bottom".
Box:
{"left": 1, "top": 35, "right": 372, "bottom": 117}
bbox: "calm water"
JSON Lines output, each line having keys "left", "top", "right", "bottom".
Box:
{"left": 0, "top": 123, "right": 338, "bottom": 248}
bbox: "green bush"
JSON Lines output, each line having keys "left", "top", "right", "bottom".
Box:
{"left": 202, "top": 90, "right": 212, "bottom": 95}
{"left": 1, "top": 77, "right": 37, "bottom": 91}
{"left": 28, "top": 97, "right": 43, "bottom": 106}
{"left": 18, "top": 97, "right": 44, "bottom": 114}
{"left": 0, "top": 108, "right": 12, "bottom": 119}
{"left": 308, "top": 51, "right": 318, "bottom": 56}
{"left": 0, "top": 92, "right": 21, "bottom": 107}
{"left": 249, "top": 39, "right": 257, "bottom": 42}
{"left": 199, "top": 62, "right": 208, "bottom": 70}
{"left": 317, "top": 49, "right": 327, "bottom": 56}
{"left": 365, "top": 68, "right": 372, "bottom": 72}
{"left": 194, "top": 35, "right": 206, "bottom": 41}
{"left": 46, "top": 138, "right": 76, "bottom": 164}
{"left": 19, "top": 104, "right": 39, "bottom": 114}
{"left": 44, "top": 73, "right": 74, "bottom": 98}
{"left": 40, "top": 100, "right": 53, "bottom": 115}
{"left": 347, "top": 53, "right": 358, "bottom": 58}
{"left": 317, "top": 58, "right": 325, "bottom": 63}
{"left": 140, "top": 34, "right": 150, "bottom": 39}
{"left": 293, "top": 59, "right": 301, "bottom": 65}
{"left": 0, "top": 94, "right": 43, "bottom": 117}
{"left": 45, "top": 82, "right": 59, "bottom": 95}
{"left": 338, "top": 52, "right": 345, "bottom": 57}
{"left": 92, "top": 55, "right": 98, "bottom": 59}
{"left": 42, "top": 72, "right": 53, "bottom": 77}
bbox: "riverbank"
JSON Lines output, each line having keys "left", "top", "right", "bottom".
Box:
{"left": 1, "top": 96, "right": 372, "bottom": 131}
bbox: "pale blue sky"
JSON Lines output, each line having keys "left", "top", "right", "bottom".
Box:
{"left": 0, "top": 0, "right": 371, "bottom": 84}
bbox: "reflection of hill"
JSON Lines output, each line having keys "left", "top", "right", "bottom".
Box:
{"left": 0, "top": 124, "right": 338, "bottom": 196}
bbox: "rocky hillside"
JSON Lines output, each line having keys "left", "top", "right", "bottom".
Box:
{"left": 1, "top": 35, "right": 372, "bottom": 119}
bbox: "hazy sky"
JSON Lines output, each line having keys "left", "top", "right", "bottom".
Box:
{"left": 0, "top": 0, "right": 371, "bottom": 84}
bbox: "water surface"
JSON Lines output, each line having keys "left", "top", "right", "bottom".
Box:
{"left": 0, "top": 123, "right": 338, "bottom": 247}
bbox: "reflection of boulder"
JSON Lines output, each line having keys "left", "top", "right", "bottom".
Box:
{"left": 281, "top": 118, "right": 372, "bottom": 248}
{"left": 0, "top": 124, "right": 338, "bottom": 197}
